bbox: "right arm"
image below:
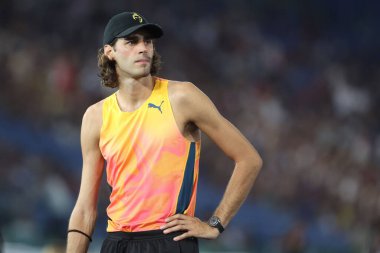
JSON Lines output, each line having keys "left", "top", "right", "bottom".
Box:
{"left": 67, "top": 103, "right": 104, "bottom": 253}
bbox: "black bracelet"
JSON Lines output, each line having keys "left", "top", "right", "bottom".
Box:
{"left": 68, "top": 229, "right": 92, "bottom": 242}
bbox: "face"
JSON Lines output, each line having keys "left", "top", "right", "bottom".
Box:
{"left": 105, "top": 30, "right": 155, "bottom": 79}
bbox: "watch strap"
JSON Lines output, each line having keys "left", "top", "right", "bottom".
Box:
{"left": 208, "top": 216, "right": 225, "bottom": 234}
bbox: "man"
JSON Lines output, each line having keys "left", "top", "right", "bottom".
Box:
{"left": 67, "top": 11, "right": 262, "bottom": 253}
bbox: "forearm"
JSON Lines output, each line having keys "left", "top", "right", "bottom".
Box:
{"left": 66, "top": 207, "right": 97, "bottom": 253}
{"left": 213, "top": 156, "right": 262, "bottom": 227}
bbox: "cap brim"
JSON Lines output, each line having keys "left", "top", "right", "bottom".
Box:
{"left": 116, "top": 23, "right": 163, "bottom": 39}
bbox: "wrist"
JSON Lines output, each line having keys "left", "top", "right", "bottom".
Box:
{"left": 207, "top": 215, "right": 225, "bottom": 234}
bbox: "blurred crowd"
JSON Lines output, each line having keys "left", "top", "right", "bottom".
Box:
{"left": 0, "top": 0, "right": 379, "bottom": 252}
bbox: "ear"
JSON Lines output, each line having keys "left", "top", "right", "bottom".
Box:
{"left": 104, "top": 44, "right": 115, "bottom": 60}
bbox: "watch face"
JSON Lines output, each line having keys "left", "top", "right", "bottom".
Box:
{"left": 209, "top": 216, "right": 219, "bottom": 226}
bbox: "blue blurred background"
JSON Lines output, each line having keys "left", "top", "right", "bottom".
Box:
{"left": 0, "top": 0, "right": 379, "bottom": 252}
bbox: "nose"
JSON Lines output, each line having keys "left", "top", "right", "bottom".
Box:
{"left": 137, "top": 40, "right": 148, "bottom": 53}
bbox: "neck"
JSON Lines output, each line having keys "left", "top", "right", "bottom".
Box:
{"left": 117, "top": 75, "right": 155, "bottom": 111}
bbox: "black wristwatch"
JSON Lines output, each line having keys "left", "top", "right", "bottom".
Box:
{"left": 207, "top": 216, "right": 224, "bottom": 234}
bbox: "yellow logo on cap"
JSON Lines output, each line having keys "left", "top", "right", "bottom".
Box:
{"left": 132, "top": 13, "right": 143, "bottom": 23}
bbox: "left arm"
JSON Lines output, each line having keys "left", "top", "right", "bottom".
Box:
{"left": 161, "top": 82, "right": 262, "bottom": 240}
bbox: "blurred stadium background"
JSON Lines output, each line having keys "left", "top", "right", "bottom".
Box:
{"left": 0, "top": 0, "right": 379, "bottom": 252}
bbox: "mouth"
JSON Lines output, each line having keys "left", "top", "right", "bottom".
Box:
{"left": 135, "top": 58, "right": 151, "bottom": 64}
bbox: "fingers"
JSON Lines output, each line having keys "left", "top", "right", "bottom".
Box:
{"left": 160, "top": 214, "right": 205, "bottom": 241}
{"left": 173, "top": 231, "right": 192, "bottom": 241}
{"left": 162, "top": 215, "right": 220, "bottom": 241}
{"left": 161, "top": 214, "right": 193, "bottom": 232}
{"left": 162, "top": 224, "right": 187, "bottom": 234}
{"left": 161, "top": 220, "right": 188, "bottom": 233}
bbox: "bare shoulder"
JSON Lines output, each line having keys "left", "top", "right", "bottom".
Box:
{"left": 84, "top": 100, "right": 103, "bottom": 118}
{"left": 82, "top": 99, "right": 105, "bottom": 130}
{"left": 167, "top": 79, "right": 220, "bottom": 126}
{"left": 167, "top": 80, "right": 205, "bottom": 105}
{"left": 168, "top": 80, "right": 194, "bottom": 94}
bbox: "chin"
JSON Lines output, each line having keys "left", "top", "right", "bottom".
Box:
{"left": 133, "top": 71, "right": 151, "bottom": 79}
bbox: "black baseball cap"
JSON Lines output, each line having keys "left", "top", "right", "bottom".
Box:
{"left": 103, "top": 12, "right": 163, "bottom": 45}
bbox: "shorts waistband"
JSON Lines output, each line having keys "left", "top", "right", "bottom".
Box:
{"left": 106, "top": 230, "right": 183, "bottom": 240}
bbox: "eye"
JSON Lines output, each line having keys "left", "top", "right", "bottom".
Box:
{"left": 124, "top": 39, "right": 137, "bottom": 45}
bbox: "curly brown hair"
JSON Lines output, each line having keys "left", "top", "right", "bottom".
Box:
{"left": 97, "top": 43, "right": 162, "bottom": 88}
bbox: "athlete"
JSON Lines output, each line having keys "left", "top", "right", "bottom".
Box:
{"left": 66, "top": 11, "right": 262, "bottom": 253}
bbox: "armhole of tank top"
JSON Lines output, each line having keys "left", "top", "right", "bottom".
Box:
{"left": 165, "top": 81, "right": 197, "bottom": 144}
{"left": 99, "top": 93, "right": 114, "bottom": 139}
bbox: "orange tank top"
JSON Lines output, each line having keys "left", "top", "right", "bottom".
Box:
{"left": 99, "top": 78, "right": 200, "bottom": 232}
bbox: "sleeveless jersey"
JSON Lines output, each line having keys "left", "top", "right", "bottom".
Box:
{"left": 99, "top": 78, "right": 201, "bottom": 232}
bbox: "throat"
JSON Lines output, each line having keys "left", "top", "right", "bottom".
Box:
{"left": 115, "top": 78, "right": 156, "bottom": 112}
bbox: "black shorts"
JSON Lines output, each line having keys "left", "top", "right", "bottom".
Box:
{"left": 100, "top": 230, "right": 199, "bottom": 253}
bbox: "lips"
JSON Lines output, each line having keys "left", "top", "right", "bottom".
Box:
{"left": 135, "top": 58, "right": 151, "bottom": 63}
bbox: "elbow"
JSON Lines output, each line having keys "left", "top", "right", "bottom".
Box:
{"left": 71, "top": 204, "right": 98, "bottom": 223}
{"left": 235, "top": 149, "right": 263, "bottom": 174}
{"left": 251, "top": 153, "right": 263, "bottom": 173}
{"left": 245, "top": 150, "right": 263, "bottom": 175}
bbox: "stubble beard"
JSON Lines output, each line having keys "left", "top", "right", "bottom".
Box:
{"left": 131, "top": 65, "right": 151, "bottom": 79}
{"left": 117, "top": 61, "right": 152, "bottom": 80}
